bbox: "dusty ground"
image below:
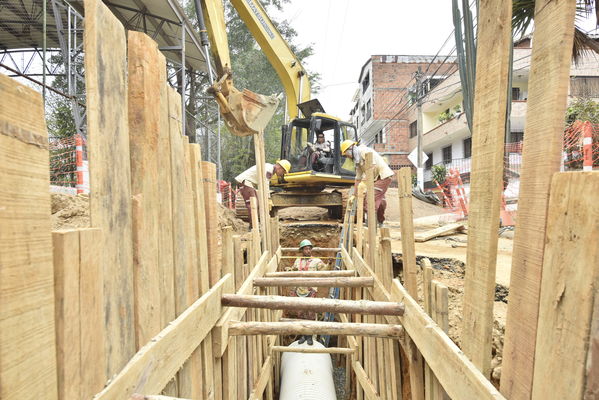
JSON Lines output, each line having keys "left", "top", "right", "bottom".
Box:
{"left": 51, "top": 193, "right": 91, "bottom": 230}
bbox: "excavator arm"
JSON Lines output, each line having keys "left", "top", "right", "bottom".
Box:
{"left": 199, "top": 0, "right": 311, "bottom": 135}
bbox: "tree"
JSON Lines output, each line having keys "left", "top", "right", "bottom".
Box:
{"left": 565, "top": 97, "right": 599, "bottom": 124}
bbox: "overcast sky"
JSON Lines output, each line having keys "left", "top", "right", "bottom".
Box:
{"left": 272, "top": 1, "right": 599, "bottom": 120}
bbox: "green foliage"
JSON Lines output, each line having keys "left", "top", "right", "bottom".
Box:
{"left": 432, "top": 164, "right": 447, "bottom": 184}
{"left": 184, "top": 0, "right": 318, "bottom": 182}
{"left": 45, "top": 55, "right": 78, "bottom": 139}
{"left": 565, "top": 97, "right": 599, "bottom": 125}
{"left": 438, "top": 110, "right": 452, "bottom": 123}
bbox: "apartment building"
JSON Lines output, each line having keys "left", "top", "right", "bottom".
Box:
{"left": 407, "top": 36, "right": 599, "bottom": 189}
{"left": 349, "top": 55, "right": 457, "bottom": 168}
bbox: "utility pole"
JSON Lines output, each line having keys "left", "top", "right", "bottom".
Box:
{"left": 416, "top": 67, "right": 424, "bottom": 190}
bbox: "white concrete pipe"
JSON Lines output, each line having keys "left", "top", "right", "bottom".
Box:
{"left": 279, "top": 339, "right": 338, "bottom": 400}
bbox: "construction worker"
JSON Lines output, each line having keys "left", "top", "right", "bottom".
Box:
{"left": 289, "top": 239, "right": 326, "bottom": 345}
{"left": 341, "top": 140, "right": 394, "bottom": 224}
{"left": 235, "top": 160, "right": 291, "bottom": 227}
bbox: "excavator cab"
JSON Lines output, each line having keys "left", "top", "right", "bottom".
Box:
{"left": 277, "top": 101, "right": 358, "bottom": 190}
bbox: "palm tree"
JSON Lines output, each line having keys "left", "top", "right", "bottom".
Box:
{"left": 513, "top": 0, "right": 598, "bottom": 63}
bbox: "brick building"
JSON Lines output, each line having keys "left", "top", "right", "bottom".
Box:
{"left": 349, "top": 55, "right": 456, "bottom": 168}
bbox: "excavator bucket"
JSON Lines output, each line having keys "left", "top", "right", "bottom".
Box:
{"left": 220, "top": 87, "right": 279, "bottom": 137}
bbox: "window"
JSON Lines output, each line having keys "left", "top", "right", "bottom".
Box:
{"left": 442, "top": 145, "right": 452, "bottom": 164}
{"left": 366, "top": 100, "right": 372, "bottom": 121}
{"left": 510, "top": 131, "right": 524, "bottom": 143}
{"left": 425, "top": 153, "right": 433, "bottom": 169}
{"left": 362, "top": 72, "right": 370, "bottom": 93}
{"left": 570, "top": 77, "right": 599, "bottom": 97}
{"left": 422, "top": 76, "right": 445, "bottom": 95}
{"left": 409, "top": 121, "right": 418, "bottom": 138}
{"left": 463, "top": 137, "right": 472, "bottom": 158}
{"left": 512, "top": 87, "right": 521, "bottom": 101}
{"left": 374, "top": 128, "right": 386, "bottom": 144}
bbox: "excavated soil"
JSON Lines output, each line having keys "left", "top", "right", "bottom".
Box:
{"left": 393, "top": 253, "right": 508, "bottom": 387}
{"left": 218, "top": 203, "right": 249, "bottom": 232}
{"left": 51, "top": 193, "right": 91, "bottom": 230}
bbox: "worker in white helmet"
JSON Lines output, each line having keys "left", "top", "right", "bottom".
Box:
{"left": 341, "top": 140, "right": 394, "bottom": 224}
{"left": 235, "top": 160, "right": 291, "bottom": 227}
{"left": 288, "top": 239, "right": 326, "bottom": 345}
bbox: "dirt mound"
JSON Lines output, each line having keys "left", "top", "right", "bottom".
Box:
{"left": 393, "top": 253, "right": 507, "bottom": 388}
{"left": 218, "top": 203, "right": 248, "bottom": 233}
{"left": 51, "top": 193, "right": 90, "bottom": 230}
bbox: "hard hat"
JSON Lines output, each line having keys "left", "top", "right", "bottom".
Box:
{"left": 277, "top": 159, "right": 291, "bottom": 174}
{"left": 298, "top": 239, "right": 313, "bottom": 250}
{"left": 341, "top": 140, "right": 357, "bottom": 155}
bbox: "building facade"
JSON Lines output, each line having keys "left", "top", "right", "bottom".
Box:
{"left": 349, "top": 55, "right": 457, "bottom": 168}
{"left": 407, "top": 37, "right": 599, "bottom": 190}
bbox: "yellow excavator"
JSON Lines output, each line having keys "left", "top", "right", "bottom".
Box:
{"left": 197, "top": 0, "right": 358, "bottom": 218}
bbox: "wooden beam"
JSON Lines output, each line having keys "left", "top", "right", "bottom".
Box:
{"left": 396, "top": 167, "right": 418, "bottom": 297}
{"left": 131, "top": 395, "right": 191, "bottom": 400}
{"left": 223, "top": 294, "right": 404, "bottom": 316}
{"left": 265, "top": 270, "right": 356, "bottom": 277}
{"left": 95, "top": 275, "right": 233, "bottom": 400}
{"left": 84, "top": 0, "right": 135, "bottom": 376}
{"left": 353, "top": 361, "right": 382, "bottom": 400}
{"left": 461, "top": 0, "right": 512, "bottom": 377}
{"left": 0, "top": 73, "right": 57, "bottom": 400}
{"left": 229, "top": 321, "right": 404, "bottom": 338}
{"left": 500, "top": 0, "right": 578, "bottom": 397}
{"left": 530, "top": 172, "right": 599, "bottom": 400}
{"left": 356, "top": 184, "right": 366, "bottom": 255}
{"left": 253, "top": 276, "right": 374, "bottom": 288}
{"left": 271, "top": 346, "right": 355, "bottom": 354}
{"left": 248, "top": 355, "right": 273, "bottom": 400}
{"left": 202, "top": 161, "right": 221, "bottom": 286}
{"left": 414, "top": 223, "right": 465, "bottom": 242}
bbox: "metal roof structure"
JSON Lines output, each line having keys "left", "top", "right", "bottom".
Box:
{"left": 0, "top": 0, "right": 208, "bottom": 72}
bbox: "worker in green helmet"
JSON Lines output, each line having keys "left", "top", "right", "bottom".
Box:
{"left": 288, "top": 239, "right": 326, "bottom": 345}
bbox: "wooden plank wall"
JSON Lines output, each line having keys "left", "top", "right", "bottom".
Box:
{"left": 0, "top": 73, "right": 58, "bottom": 400}
{"left": 84, "top": 0, "right": 135, "bottom": 377}
{"left": 53, "top": 228, "right": 106, "bottom": 400}
{"left": 500, "top": 0, "right": 578, "bottom": 397}
{"left": 530, "top": 172, "right": 599, "bottom": 399}
{"left": 460, "top": 0, "right": 512, "bottom": 377}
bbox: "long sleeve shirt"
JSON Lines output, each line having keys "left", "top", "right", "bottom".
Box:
{"left": 234, "top": 163, "right": 275, "bottom": 189}
{"left": 354, "top": 145, "right": 394, "bottom": 181}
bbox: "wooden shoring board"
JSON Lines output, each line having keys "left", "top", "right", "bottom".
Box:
{"left": 212, "top": 251, "right": 274, "bottom": 357}
{"left": 84, "top": 0, "right": 134, "bottom": 376}
{"left": 364, "top": 152, "right": 377, "bottom": 270}
{"left": 500, "top": 0, "right": 578, "bottom": 397}
{"left": 396, "top": 168, "right": 418, "bottom": 297}
{"left": 167, "top": 88, "right": 202, "bottom": 398}
{"left": 95, "top": 275, "right": 233, "bottom": 400}
{"left": 461, "top": 0, "right": 512, "bottom": 377}
{"left": 78, "top": 228, "right": 107, "bottom": 399}
{"left": 53, "top": 230, "right": 82, "bottom": 400}
{"left": 348, "top": 246, "right": 503, "bottom": 400}
{"left": 253, "top": 131, "right": 272, "bottom": 253}
{"left": 354, "top": 360, "right": 382, "bottom": 400}
{"left": 53, "top": 228, "right": 106, "bottom": 400}
{"left": 188, "top": 143, "right": 215, "bottom": 398}
{"left": 0, "top": 74, "right": 57, "bottom": 400}
{"left": 530, "top": 172, "right": 599, "bottom": 399}
{"left": 128, "top": 31, "right": 163, "bottom": 350}
{"left": 202, "top": 161, "right": 222, "bottom": 286}
{"left": 157, "top": 65, "right": 176, "bottom": 337}
{"left": 356, "top": 184, "right": 366, "bottom": 256}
